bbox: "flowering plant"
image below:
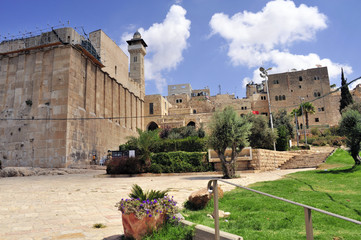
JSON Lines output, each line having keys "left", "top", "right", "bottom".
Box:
{"left": 116, "top": 195, "right": 178, "bottom": 219}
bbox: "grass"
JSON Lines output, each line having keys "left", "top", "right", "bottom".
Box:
{"left": 141, "top": 221, "right": 195, "bottom": 240}
{"left": 92, "top": 223, "right": 106, "bottom": 229}
{"left": 182, "top": 148, "right": 361, "bottom": 240}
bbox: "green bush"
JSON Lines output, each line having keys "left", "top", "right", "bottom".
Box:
{"left": 276, "top": 125, "right": 289, "bottom": 151}
{"left": 153, "top": 137, "right": 207, "bottom": 153}
{"left": 106, "top": 157, "right": 144, "bottom": 174}
{"left": 310, "top": 127, "right": 320, "bottom": 136}
{"left": 150, "top": 151, "right": 210, "bottom": 173}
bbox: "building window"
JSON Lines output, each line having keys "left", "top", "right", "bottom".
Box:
{"left": 299, "top": 76, "right": 303, "bottom": 81}
{"left": 314, "top": 76, "right": 320, "bottom": 80}
{"left": 273, "top": 80, "right": 279, "bottom": 84}
{"left": 261, "top": 112, "right": 268, "bottom": 116}
{"left": 245, "top": 106, "right": 247, "bottom": 110}
{"left": 275, "top": 96, "right": 279, "bottom": 101}
{"left": 282, "top": 95, "right": 286, "bottom": 100}
{"left": 193, "top": 109, "right": 197, "bottom": 114}
{"left": 241, "top": 107, "right": 244, "bottom": 110}
{"left": 299, "top": 85, "right": 302, "bottom": 89}
{"left": 314, "top": 91, "right": 321, "bottom": 97}
{"left": 176, "top": 99, "right": 183, "bottom": 103}
{"left": 149, "top": 103, "right": 154, "bottom": 115}
{"left": 134, "top": 56, "right": 137, "bottom": 62}
{"left": 318, "top": 107, "right": 325, "bottom": 112}
{"left": 115, "top": 66, "right": 117, "bottom": 75}
{"left": 315, "top": 118, "right": 319, "bottom": 122}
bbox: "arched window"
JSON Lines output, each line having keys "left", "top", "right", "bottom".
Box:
{"left": 147, "top": 122, "right": 159, "bottom": 131}
{"left": 282, "top": 95, "right": 286, "bottom": 100}
{"left": 187, "top": 121, "right": 196, "bottom": 127}
{"left": 299, "top": 76, "right": 303, "bottom": 81}
{"left": 275, "top": 96, "right": 279, "bottom": 101}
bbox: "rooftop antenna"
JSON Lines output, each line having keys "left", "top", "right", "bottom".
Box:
{"left": 218, "top": 84, "right": 221, "bottom": 95}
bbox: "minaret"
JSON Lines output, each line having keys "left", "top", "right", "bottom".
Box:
{"left": 127, "top": 31, "right": 147, "bottom": 94}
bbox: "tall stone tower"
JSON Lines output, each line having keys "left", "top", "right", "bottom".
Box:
{"left": 127, "top": 31, "right": 147, "bottom": 94}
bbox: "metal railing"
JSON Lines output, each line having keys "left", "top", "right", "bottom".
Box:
{"left": 207, "top": 179, "right": 361, "bottom": 240}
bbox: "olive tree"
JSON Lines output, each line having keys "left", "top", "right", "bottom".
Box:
{"left": 208, "top": 106, "right": 252, "bottom": 178}
{"left": 339, "top": 110, "right": 361, "bottom": 165}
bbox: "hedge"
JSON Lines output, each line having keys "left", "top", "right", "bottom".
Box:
{"left": 149, "top": 151, "right": 210, "bottom": 173}
{"left": 106, "top": 157, "right": 144, "bottom": 174}
{"left": 153, "top": 137, "right": 208, "bottom": 153}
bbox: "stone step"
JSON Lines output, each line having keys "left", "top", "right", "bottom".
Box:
{"left": 279, "top": 148, "right": 335, "bottom": 169}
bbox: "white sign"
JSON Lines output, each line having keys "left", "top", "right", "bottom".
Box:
{"left": 129, "top": 150, "right": 135, "bottom": 158}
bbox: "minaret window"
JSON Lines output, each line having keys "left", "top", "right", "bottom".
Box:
{"left": 115, "top": 66, "right": 117, "bottom": 75}
{"left": 134, "top": 56, "right": 137, "bottom": 62}
{"left": 149, "top": 103, "right": 154, "bottom": 115}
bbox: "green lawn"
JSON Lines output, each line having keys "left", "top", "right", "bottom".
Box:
{"left": 182, "top": 149, "right": 361, "bottom": 240}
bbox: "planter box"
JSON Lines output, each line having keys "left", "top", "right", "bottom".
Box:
{"left": 122, "top": 212, "right": 165, "bottom": 240}
{"left": 181, "top": 219, "right": 243, "bottom": 240}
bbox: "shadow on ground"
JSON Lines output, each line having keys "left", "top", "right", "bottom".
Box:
{"left": 103, "top": 234, "right": 123, "bottom": 240}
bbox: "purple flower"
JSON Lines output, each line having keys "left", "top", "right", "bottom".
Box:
{"left": 149, "top": 214, "right": 152, "bottom": 217}
{"left": 173, "top": 216, "right": 176, "bottom": 219}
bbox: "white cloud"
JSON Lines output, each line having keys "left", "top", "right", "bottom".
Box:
{"left": 120, "top": 5, "right": 191, "bottom": 92}
{"left": 209, "top": 0, "right": 352, "bottom": 86}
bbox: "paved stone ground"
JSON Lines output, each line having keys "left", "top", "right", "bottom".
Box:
{"left": 0, "top": 168, "right": 313, "bottom": 240}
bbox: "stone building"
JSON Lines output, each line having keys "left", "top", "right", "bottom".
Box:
{"left": 144, "top": 84, "right": 252, "bottom": 130}
{"left": 145, "top": 66, "right": 343, "bottom": 132}
{"left": 266, "top": 67, "right": 340, "bottom": 128}
{"left": 0, "top": 28, "right": 146, "bottom": 167}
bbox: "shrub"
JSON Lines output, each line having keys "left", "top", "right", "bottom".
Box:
{"left": 311, "top": 127, "right": 320, "bottom": 136}
{"left": 153, "top": 137, "right": 207, "bottom": 153}
{"left": 329, "top": 125, "right": 340, "bottom": 136}
{"left": 106, "top": 157, "right": 144, "bottom": 174}
{"left": 312, "top": 138, "right": 328, "bottom": 146}
{"left": 276, "top": 125, "right": 289, "bottom": 151}
{"left": 328, "top": 136, "right": 345, "bottom": 146}
{"left": 150, "top": 151, "right": 210, "bottom": 173}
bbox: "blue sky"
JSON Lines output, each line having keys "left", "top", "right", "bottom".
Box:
{"left": 1, "top": 0, "right": 360, "bottom": 97}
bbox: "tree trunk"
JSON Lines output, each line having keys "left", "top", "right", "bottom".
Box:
{"left": 356, "top": 155, "right": 361, "bottom": 165}
{"left": 305, "top": 113, "right": 309, "bottom": 129}
{"left": 218, "top": 152, "right": 236, "bottom": 179}
{"left": 351, "top": 153, "right": 361, "bottom": 165}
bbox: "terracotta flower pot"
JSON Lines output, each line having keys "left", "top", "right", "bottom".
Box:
{"left": 122, "top": 212, "right": 165, "bottom": 240}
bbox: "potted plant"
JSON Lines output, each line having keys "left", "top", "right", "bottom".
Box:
{"left": 116, "top": 184, "right": 178, "bottom": 240}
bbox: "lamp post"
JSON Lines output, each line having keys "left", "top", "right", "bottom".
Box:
{"left": 300, "top": 97, "right": 308, "bottom": 145}
{"left": 259, "top": 67, "right": 276, "bottom": 152}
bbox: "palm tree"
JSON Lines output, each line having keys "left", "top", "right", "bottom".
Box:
{"left": 292, "top": 102, "right": 315, "bottom": 129}
{"left": 127, "top": 128, "right": 160, "bottom": 167}
{"left": 302, "top": 102, "right": 315, "bottom": 129}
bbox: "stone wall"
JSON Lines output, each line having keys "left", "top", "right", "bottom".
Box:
{"left": 0, "top": 43, "right": 144, "bottom": 168}
{"left": 212, "top": 149, "right": 297, "bottom": 172}
{"left": 249, "top": 149, "right": 298, "bottom": 171}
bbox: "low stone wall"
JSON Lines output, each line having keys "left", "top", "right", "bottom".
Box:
{"left": 250, "top": 149, "right": 299, "bottom": 171}
{"left": 212, "top": 149, "right": 298, "bottom": 172}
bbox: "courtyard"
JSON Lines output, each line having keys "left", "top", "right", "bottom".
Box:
{"left": 0, "top": 169, "right": 312, "bottom": 239}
